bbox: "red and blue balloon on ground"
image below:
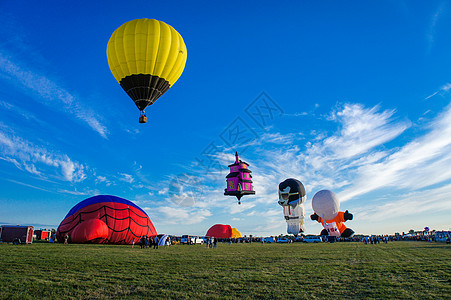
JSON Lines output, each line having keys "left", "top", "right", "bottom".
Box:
{"left": 56, "top": 195, "right": 157, "bottom": 244}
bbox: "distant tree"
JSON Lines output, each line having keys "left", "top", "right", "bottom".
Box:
{"left": 409, "top": 229, "right": 415, "bottom": 234}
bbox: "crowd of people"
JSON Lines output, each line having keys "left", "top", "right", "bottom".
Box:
{"left": 205, "top": 237, "right": 217, "bottom": 248}
{"left": 135, "top": 235, "right": 171, "bottom": 249}
{"left": 362, "top": 236, "right": 388, "bottom": 244}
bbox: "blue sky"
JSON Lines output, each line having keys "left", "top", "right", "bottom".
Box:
{"left": 1, "top": 1, "right": 451, "bottom": 236}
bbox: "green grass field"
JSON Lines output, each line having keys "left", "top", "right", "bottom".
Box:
{"left": 0, "top": 241, "right": 449, "bottom": 299}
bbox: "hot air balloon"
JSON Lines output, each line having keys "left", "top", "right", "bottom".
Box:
{"left": 224, "top": 152, "right": 255, "bottom": 204}
{"left": 206, "top": 224, "right": 232, "bottom": 239}
{"left": 106, "top": 19, "right": 187, "bottom": 123}
{"left": 205, "top": 224, "right": 242, "bottom": 239}
{"left": 231, "top": 228, "right": 242, "bottom": 238}
{"left": 56, "top": 195, "right": 157, "bottom": 244}
{"left": 310, "top": 190, "right": 354, "bottom": 238}
{"left": 277, "top": 178, "right": 306, "bottom": 236}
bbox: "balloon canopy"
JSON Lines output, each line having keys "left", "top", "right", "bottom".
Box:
{"left": 56, "top": 195, "right": 157, "bottom": 244}
{"left": 310, "top": 190, "right": 354, "bottom": 238}
{"left": 312, "top": 190, "right": 340, "bottom": 221}
{"left": 206, "top": 224, "right": 241, "bottom": 239}
{"left": 278, "top": 178, "right": 307, "bottom": 236}
{"left": 231, "top": 228, "right": 242, "bottom": 238}
{"left": 278, "top": 178, "right": 306, "bottom": 207}
{"left": 224, "top": 152, "right": 255, "bottom": 204}
{"left": 106, "top": 18, "right": 187, "bottom": 122}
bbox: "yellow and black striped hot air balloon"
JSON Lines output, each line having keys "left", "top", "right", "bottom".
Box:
{"left": 106, "top": 19, "right": 187, "bottom": 123}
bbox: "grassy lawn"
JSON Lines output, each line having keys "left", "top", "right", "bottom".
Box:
{"left": 0, "top": 241, "right": 449, "bottom": 299}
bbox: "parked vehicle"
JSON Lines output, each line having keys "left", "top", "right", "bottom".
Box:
{"left": 181, "top": 235, "right": 204, "bottom": 245}
{"left": 0, "top": 225, "right": 34, "bottom": 244}
{"left": 34, "top": 230, "right": 51, "bottom": 241}
{"left": 264, "top": 237, "right": 275, "bottom": 243}
{"left": 303, "top": 235, "right": 322, "bottom": 243}
{"left": 192, "top": 236, "right": 204, "bottom": 244}
{"left": 181, "top": 235, "right": 192, "bottom": 244}
{"left": 277, "top": 237, "right": 292, "bottom": 243}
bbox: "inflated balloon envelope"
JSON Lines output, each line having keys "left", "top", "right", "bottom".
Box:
{"left": 206, "top": 224, "right": 232, "bottom": 239}
{"left": 277, "top": 178, "right": 306, "bottom": 236}
{"left": 224, "top": 152, "right": 255, "bottom": 204}
{"left": 56, "top": 195, "right": 157, "bottom": 244}
{"left": 106, "top": 19, "right": 187, "bottom": 123}
{"left": 206, "top": 224, "right": 242, "bottom": 239}
{"left": 310, "top": 190, "right": 354, "bottom": 238}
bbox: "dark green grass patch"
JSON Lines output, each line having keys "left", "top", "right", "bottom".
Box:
{"left": 0, "top": 242, "right": 449, "bottom": 299}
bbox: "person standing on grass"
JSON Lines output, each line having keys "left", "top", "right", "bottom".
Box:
{"left": 213, "top": 237, "right": 217, "bottom": 248}
{"left": 140, "top": 236, "right": 145, "bottom": 249}
{"left": 64, "top": 234, "right": 69, "bottom": 244}
{"left": 132, "top": 238, "right": 135, "bottom": 248}
{"left": 154, "top": 235, "right": 159, "bottom": 249}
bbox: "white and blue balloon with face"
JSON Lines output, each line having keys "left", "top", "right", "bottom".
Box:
{"left": 278, "top": 178, "right": 306, "bottom": 236}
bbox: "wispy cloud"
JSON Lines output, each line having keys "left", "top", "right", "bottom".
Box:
{"left": 246, "top": 103, "right": 410, "bottom": 195}
{"left": 152, "top": 206, "right": 212, "bottom": 225}
{"left": 58, "top": 189, "right": 89, "bottom": 196}
{"left": 146, "top": 103, "right": 451, "bottom": 234}
{"left": 339, "top": 101, "right": 451, "bottom": 201}
{"left": 119, "top": 173, "right": 134, "bottom": 184}
{"left": 357, "top": 184, "right": 451, "bottom": 222}
{"left": 425, "top": 83, "right": 451, "bottom": 100}
{"left": 426, "top": 2, "right": 447, "bottom": 54}
{"left": 0, "top": 53, "right": 108, "bottom": 138}
{"left": 6, "top": 179, "right": 54, "bottom": 193}
{"left": 96, "top": 175, "right": 112, "bottom": 186}
{"left": 0, "top": 130, "right": 86, "bottom": 182}
{"left": 259, "top": 132, "right": 298, "bottom": 145}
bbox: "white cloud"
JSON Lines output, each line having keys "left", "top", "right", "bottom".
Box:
{"left": 339, "top": 102, "right": 451, "bottom": 201}
{"left": 425, "top": 82, "right": 451, "bottom": 100}
{"left": 96, "top": 176, "right": 112, "bottom": 186}
{"left": 58, "top": 189, "right": 89, "bottom": 196}
{"left": 119, "top": 173, "right": 134, "bottom": 184}
{"left": 153, "top": 206, "right": 212, "bottom": 225}
{"left": 260, "top": 132, "right": 297, "bottom": 145}
{"left": 0, "top": 130, "right": 85, "bottom": 182}
{"left": 152, "top": 101, "right": 451, "bottom": 235}
{"left": 426, "top": 2, "right": 447, "bottom": 54}
{"left": 357, "top": 184, "right": 451, "bottom": 222}
{"left": 158, "top": 188, "right": 169, "bottom": 195}
{"left": 0, "top": 53, "right": 108, "bottom": 138}
{"left": 321, "top": 103, "right": 409, "bottom": 161}
{"left": 6, "top": 179, "right": 54, "bottom": 193}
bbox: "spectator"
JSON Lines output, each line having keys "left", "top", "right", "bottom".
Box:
{"left": 140, "top": 236, "right": 146, "bottom": 249}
